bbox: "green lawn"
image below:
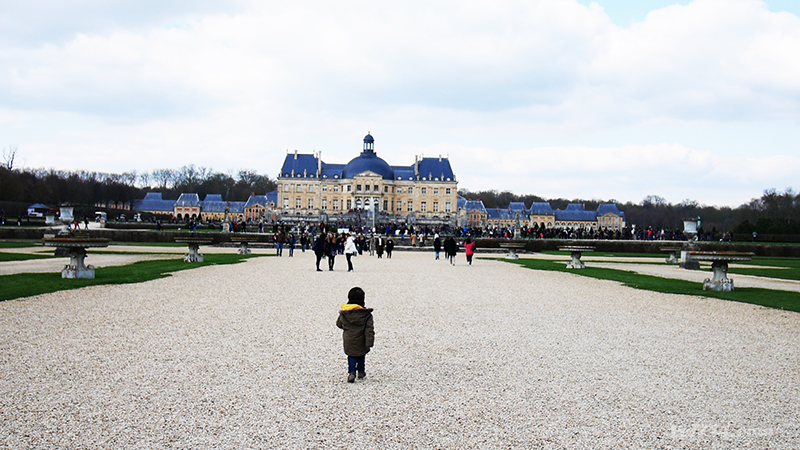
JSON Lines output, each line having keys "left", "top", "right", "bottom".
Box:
{"left": 0, "top": 252, "right": 56, "bottom": 262}
{"left": 0, "top": 242, "right": 41, "bottom": 248}
{"left": 499, "top": 257, "right": 800, "bottom": 312}
{"left": 729, "top": 257, "right": 800, "bottom": 281}
{"left": 0, "top": 254, "right": 262, "bottom": 302}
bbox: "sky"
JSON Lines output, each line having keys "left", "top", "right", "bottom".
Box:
{"left": 1, "top": 0, "right": 799, "bottom": 208}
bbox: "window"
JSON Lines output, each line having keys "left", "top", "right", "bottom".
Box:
{"left": 347, "top": 185, "right": 351, "bottom": 192}
{"left": 333, "top": 186, "right": 339, "bottom": 192}
{"left": 434, "top": 188, "right": 439, "bottom": 195}
{"left": 408, "top": 201, "right": 413, "bottom": 212}
{"left": 397, "top": 203, "right": 402, "bottom": 212}
{"left": 408, "top": 187, "right": 413, "bottom": 194}
{"left": 295, "top": 198, "right": 301, "bottom": 208}
{"left": 346, "top": 199, "right": 352, "bottom": 209}
{"left": 433, "top": 202, "right": 439, "bottom": 212}
{"left": 283, "top": 198, "right": 289, "bottom": 208}
{"left": 445, "top": 202, "right": 451, "bottom": 212}
{"left": 384, "top": 186, "right": 388, "bottom": 193}
{"left": 333, "top": 199, "right": 339, "bottom": 210}
{"left": 365, "top": 185, "right": 370, "bottom": 192}
{"left": 373, "top": 185, "right": 378, "bottom": 192}
{"left": 383, "top": 200, "right": 388, "bottom": 210}
{"left": 322, "top": 185, "right": 328, "bottom": 192}
{"left": 308, "top": 199, "right": 314, "bottom": 209}
{"left": 446, "top": 188, "right": 451, "bottom": 195}
{"left": 308, "top": 185, "right": 314, "bottom": 192}
{"left": 357, "top": 185, "right": 362, "bottom": 191}
{"left": 421, "top": 188, "right": 427, "bottom": 195}
{"left": 284, "top": 184, "right": 290, "bottom": 192}
{"left": 421, "top": 201, "right": 427, "bottom": 212}
{"left": 321, "top": 199, "right": 328, "bottom": 210}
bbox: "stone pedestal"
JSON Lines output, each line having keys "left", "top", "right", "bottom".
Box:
{"left": 62, "top": 247, "right": 95, "bottom": 279}
{"left": 184, "top": 243, "right": 204, "bottom": 262}
{"left": 689, "top": 252, "right": 753, "bottom": 292}
{"left": 43, "top": 238, "right": 110, "bottom": 279}
{"left": 559, "top": 246, "right": 595, "bottom": 269}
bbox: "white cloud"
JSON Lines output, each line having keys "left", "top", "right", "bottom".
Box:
{"left": 0, "top": 0, "right": 799, "bottom": 207}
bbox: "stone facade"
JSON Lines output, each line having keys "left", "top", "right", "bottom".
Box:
{"left": 276, "top": 134, "right": 458, "bottom": 223}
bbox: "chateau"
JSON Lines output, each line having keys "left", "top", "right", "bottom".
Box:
{"left": 276, "top": 133, "right": 458, "bottom": 223}
{"left": 132, "top": 132, "right": 626, "bottom": 231}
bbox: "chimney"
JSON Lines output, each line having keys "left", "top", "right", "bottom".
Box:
{"left": 294, "top": 149, "right": 298, "bottom": 159}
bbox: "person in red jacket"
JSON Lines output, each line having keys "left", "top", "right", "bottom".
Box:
{"left": 464, "top": 238, "right": 476, "bottom": 266}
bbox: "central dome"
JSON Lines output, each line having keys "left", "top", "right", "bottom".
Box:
{"left": 342, "top": 151, "right": 394, "bottom": 180}
{"left": 341, "top": 133, "right": 394, "bottom": 180}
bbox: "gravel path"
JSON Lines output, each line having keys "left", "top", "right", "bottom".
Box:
{"left": 1, "top": 251, "right": 798, "bottom": 449}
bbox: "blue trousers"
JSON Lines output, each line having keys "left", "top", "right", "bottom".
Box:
{"left": 348, "top": 356, "right": 365, "bottom": 374}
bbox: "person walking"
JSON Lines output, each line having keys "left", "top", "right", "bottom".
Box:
{"left": 433, "top": 235, "right": 442, "bottom": 260}
{"left": 345, "top": 233, "right": 358, "bottom": 272}
{"left": 464, "top": 238, "right": 476, "bottom": 266}
{"left": 275, "top": 231, "right": 285, "bottom": 257}
{"left": 288, "top": 234, "right": 296, "bottom": 257}
{"left": 385, "top": 237, "right": 394, "bottom": 259}
{"left": 313, "top": 234, "right": 326, "bottom": 272}
{"left": 326, "top": 233, "right": 337, "bottom": 271}
{"left": 444, "top": 236, "right": 458, "bottom": 265}
{"left": 336, "top": 287, "right": 374, "bottom": 383}
{"left": 376, "top": 235, "right": 384, "bottom": 258}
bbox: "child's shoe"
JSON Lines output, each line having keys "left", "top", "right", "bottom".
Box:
{"left": 347, "top": 373, "right": 356, "bottom": 383}
{"left": 357, "top": 371, "right": 366, "bottom": 379}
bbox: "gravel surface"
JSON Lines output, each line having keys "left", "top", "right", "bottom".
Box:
{"left": 1, "top": 251, "right": 799, "bottom": 449}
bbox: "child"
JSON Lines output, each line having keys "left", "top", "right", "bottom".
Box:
{"left": 336, "top": 287, "right": 375, "bottom": 383}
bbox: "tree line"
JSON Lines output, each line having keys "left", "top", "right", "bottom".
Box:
{"left": 1, "top": 158, "right": 797, "bottom": 235}
{"left": 458, "top": 188, "right": 800, "bottom": 236}
{"left": 0, "top": 164, "right": 277, "bottom": 215}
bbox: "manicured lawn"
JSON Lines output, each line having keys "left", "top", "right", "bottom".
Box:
{"left": 500, "top": 258, "right": 800, "bottom": 312}
{"left": 0, "top": 252, "right": 55, "bottom": 262}
{"left": 0, "top": 242, "right": 41, "bottom": 248}
{"left": 0, "top": 254, "right": 262, "bottom": 302}
{"left": 729, "top": 257, "right": 800, "bottom": 281}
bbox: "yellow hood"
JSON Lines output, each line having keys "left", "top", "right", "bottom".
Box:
{"left": 341, "top": 304, "right": 364, "bottom": 310}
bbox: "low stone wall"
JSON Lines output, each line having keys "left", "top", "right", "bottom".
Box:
{"left": 3, "top": 227, "right": 800, "bottom": 257}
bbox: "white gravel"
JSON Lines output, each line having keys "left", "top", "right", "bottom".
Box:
{"left": 1, "top": 251, "right": 799, "bottom": 449}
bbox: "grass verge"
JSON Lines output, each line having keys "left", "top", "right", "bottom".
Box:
{"left": 498, "top": 257, "right": 800, "bottom": 312}
{"left": 0, "top": 253, "right": 261, "bottom": 302}
{"left": 0, "top": 252, "right": 56, "bottom": 262}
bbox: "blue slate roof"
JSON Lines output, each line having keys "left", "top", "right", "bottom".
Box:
{"left": 266, "top": 190, "right": 277, "bottom": 205}
{"left": 509, "top": 202, "right": 527, "bottom": 213}
{"left": 555, "top": 210, "right": 597, "bottom": 221}
{"left": 245, "top": 195, "right": 268, "bottom": 208}
{"left": 486, "top": 208, "right": 516, "bottom": 220}
{"left": 597, "top": 203, "right": 625, "bottom": 219}
{"left": 204, "top": 194, "right": 224, "bottom": 202}
{"left": 417, "top": 157, "right": 455, "bottom": 181}
{"left": 280, "top": 153, "right": 319, "bottom": 178}
{"left": 343, "top": 150, "right": 394, "bottom": 180}
{"left": 566, "top": 203, "right": 585, "bottom": 211}
{"left": 175, "top": 193, "right": 200, "bottom": 207}
{"left": 278, "top": 135, "right": 456, "bottom": 182}
{"left": 321, "top": 164, "right": 345, "bottom": 179}
{"left": 393, "top": 167, "right": 415, "bottom": 181}
{"left": 201, "top": 201, "right": 227, "bottom": 213}
{"left": 457, "top": 196, "right": 468, "bottom": 209}
{"left": 132, "top": 192, "right": 176, "bottom": 212}
{"left": 529, "top": 202, "right": 554, "bottom": 215}
{"left": 463, "top": 200, "right": 487, "bottom": 213}
{"left": 228, "top": 202, "right": 246, "bottom": 214}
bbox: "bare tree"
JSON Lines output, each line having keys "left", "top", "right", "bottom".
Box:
{"left": 2, "top": 146, "right": 17, "bottom": 170}
{"left": 152, "top": 168, "right": 177, "bottom": 190}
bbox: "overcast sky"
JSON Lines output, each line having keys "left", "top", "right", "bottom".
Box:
{"left": 1, "top": 0, "right": 799, "bottom": 207}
